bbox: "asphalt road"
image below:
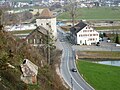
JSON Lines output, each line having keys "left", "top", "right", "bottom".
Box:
{"left": 57, "top": 28, "right": 94, "bottom": 90}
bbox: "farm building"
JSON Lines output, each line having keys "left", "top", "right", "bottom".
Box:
{"left": 70, "top": 21, "right": 99, "bottom": 45}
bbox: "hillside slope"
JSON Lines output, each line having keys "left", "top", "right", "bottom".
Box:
{"left": 0, "top": 25, "right": 67, "bottom": 90}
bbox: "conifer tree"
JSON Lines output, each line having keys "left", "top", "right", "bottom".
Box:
{"left": 115, "top": 33, "right": 120, "bottom": 44}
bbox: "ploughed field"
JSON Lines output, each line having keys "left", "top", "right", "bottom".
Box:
{"left": 77, "top": 51, "right": 120, "bottom": 60}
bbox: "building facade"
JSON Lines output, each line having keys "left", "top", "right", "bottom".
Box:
{"left": 25, "top": 26, "right": 48, "bottom": 47}
{"left": 36, "top": 8, "right": 57, "bottom": 39}
{"left": 70, "top": 21, "right": 99, "bottom": 45}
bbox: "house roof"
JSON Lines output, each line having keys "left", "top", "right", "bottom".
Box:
{"left": 25, "top": 26, "right": 48, "bottom": 39}
{"left": 70, "top": 21, "right": 87, "bottom": 35}
{"left": 21, "top": 59, "right": 38, "bottom": 76}
{"left": 39, "top": 8, "right": 54, "bottom": 19}
{"left": 36, "top": 26, "right": 48, "bottom": 35}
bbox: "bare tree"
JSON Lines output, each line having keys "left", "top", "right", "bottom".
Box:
{"left": 21, "top": 11, "right": 33, "bottom": 21}
{"left": 67, "top": 0, "right": 78, "bottom": 26}
{"left": 0, "top": 5, "right": 11, "bottom": 25}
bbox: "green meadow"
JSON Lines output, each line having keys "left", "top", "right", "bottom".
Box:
{"left": 76, "top": 60, "right": 120, "bottom": 90}
{"left": 58, "top": 7, "right": 120, "bottom": 20}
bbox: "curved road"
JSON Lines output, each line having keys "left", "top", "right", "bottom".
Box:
{"left": 57, "top": 28, "right": 94, "bottom": 90}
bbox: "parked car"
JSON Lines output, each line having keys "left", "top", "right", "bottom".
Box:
{"left": 99, "top": 37, "right": 103, "bottom": 41}
{"left": 96, "top": 42, "right": 100, "bottom": 46}
{"left": 107, "top": 40, "right": 111, "bottom": 42}
{"left": 107, "top": 38, "right": 111, "bottom": 42}
{"left": 116, "top": 44, "right": 120, "bottom": 46}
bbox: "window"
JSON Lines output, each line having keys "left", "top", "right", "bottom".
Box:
{"left": 37, "top": 39, "right": 40, "bottom": 44}
{"left": 29, "top": 39, "right": 33, "bottom": 44}
{"left": 89, "top": 38, "right": 92, "bottom": 41}
{"left": 85, "top": 34, "right": 87, "bottom": 36}
{"left": 80, "top": 40, "right": 82, "bottom": 44}
{"left": 46, "top": 23, "right": 49, "bottom": 25}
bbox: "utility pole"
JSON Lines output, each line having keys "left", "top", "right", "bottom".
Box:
{"left": 71, "top": 77, "right": 73, "bottom": 90}
{"left": 47, "top": 23, "right": 52, "bottom": 65}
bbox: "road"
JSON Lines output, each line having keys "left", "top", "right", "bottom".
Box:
{"left": 57, "top": 28, "right": 94, "bottom": 90}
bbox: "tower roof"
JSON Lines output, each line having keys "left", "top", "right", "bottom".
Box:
{"left": 39, "top": 8, "right": 54, "bottom": 19}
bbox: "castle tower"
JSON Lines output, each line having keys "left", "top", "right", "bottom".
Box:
{"left": 36, "top": 8, "right": 57, "bottom": 39}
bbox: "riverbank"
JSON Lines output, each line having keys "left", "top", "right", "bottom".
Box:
{"left": 76, "top": 60, "right": 120, "bottom": 90}
{"left": 77, "top": 51, "right": 120, "bottom": 60}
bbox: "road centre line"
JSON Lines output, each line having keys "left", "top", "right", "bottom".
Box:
{"left": 66, "top": 45, "right": 85, "bottom": 90}
{"left": 72, "top": 49, "right": 95, "bottom": 90}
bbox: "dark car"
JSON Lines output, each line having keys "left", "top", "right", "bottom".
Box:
{"left": 71, "top": 68, "right": 77, "bottom": 72}
{"left": 96, "top": 42, "right": 100, "bottom": 46}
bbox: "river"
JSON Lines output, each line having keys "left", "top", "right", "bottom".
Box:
{"left": 95, "top": 60, "right": 120, "bottom": 67}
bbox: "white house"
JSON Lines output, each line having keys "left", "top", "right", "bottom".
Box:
{"left": 70, "top": 21, "right": 99, "bottom": 45}
{"left": 36, "top": 8, "right": 57, "bottom": 39}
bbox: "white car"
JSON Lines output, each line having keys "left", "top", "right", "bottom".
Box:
{"left": 107, "top": 40, "right": 111, "bottom": 42}
{"left": 116, "top": 44, "right": 120, "bottom": 47}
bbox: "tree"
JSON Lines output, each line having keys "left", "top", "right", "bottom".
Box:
{"left": 21, "top": 11, "right": 33, "bottom": 21}
{"left": 46, "top": 25, "right": 56, "bottom": 65}
{"left": 0, "top": 5, "right": 11, "bottom": 25}
{"left": 0, "top": 51, "right": 9, "bottom": 70}
{"left": 67, "top": 0, "right": 78, "bottom": 26}
{"left": 115, "top": 33, "right": 120, "bottom": 44}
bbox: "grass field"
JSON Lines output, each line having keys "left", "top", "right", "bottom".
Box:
{"left": 6, "top": 0, "right": 30, "bottom": 2}
{"left": 0, "top": 0, "right": 31, "bottom": 2}
{"left": 10, "top": 30, "right": 33, "bottom": 34}
{"left": 58, "top": 7, "right": 120, "bottom": 20}
{"left": 76, "top": 60, "right": 120, "bottom": 90}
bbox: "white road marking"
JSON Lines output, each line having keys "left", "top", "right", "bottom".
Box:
{"left": 66, "top": 45, "right": 85, "bottom": 90}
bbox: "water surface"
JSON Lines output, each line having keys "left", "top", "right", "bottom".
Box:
{"left": 95, "top": 61, "right": 120, "bottom": 67}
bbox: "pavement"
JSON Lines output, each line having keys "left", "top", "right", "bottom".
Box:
{"left": 72, "top": 38, "right": 120, "bottom": 52}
